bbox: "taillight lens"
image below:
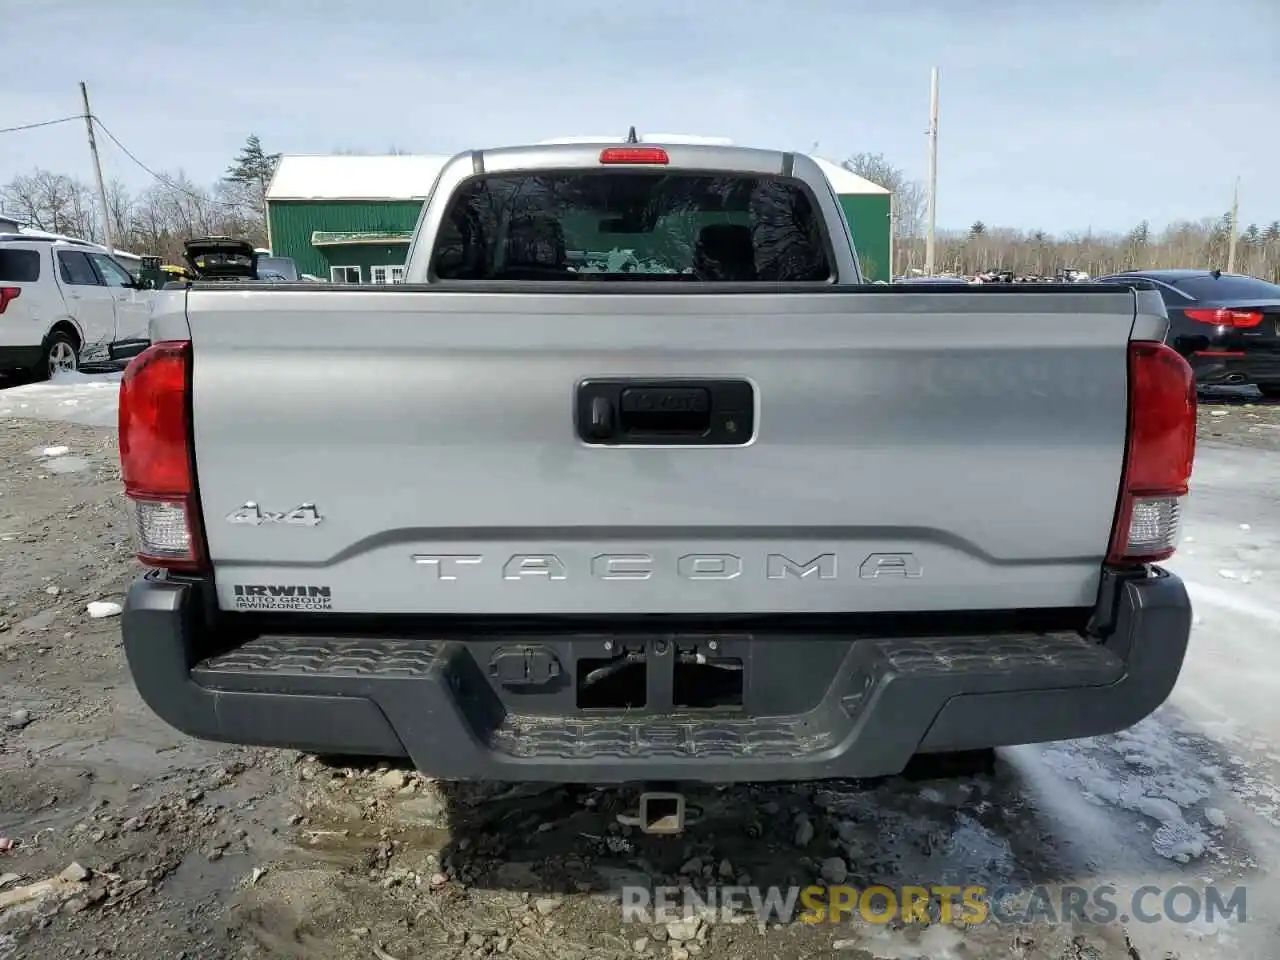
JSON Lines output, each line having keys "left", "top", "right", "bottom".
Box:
{"left": 599, "top": 147, "right": 670, "bottom": 165}
{"left": 0, "top": 287, "right": 20, "bottom": 314}
{"left": 1107, "top": 342, "right": 1196, "bottom": 565}
{"left": 1185, "top": 308, "right": 1263, "bottom": 329}
{"left": 119, "top": 341, "right": 206, "bottom": 572}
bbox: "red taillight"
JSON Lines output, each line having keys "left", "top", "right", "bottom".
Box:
{"left": 0, "top": 287, "right": 19, "bottom": 314}
{"left": 1185, "top": 308, "right": 1263, "bottom": 329}
{"left": 599, "top": 147, "right": 669, "bottom": 165}
{"left": 1107, "top": 341, "right": 1196, "bottom": 565}
{"left": 119, "top": 341, "right": 206, "bottom": 572}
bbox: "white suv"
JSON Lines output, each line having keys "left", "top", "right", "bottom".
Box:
{"left": 0, "top": 236, "right": 152, "bottom": 380}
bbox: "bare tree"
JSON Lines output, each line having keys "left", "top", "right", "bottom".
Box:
{"left": 0, "top": 170, "right": 96, "bottom": 235}
{"left": 895, "top": 213, "right": 1280, "bottom": 281}
{"left": 104, "top": 178, "right": 135, "bottom": 246}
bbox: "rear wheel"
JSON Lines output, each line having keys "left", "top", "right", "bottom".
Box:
{"left": 1258, "top": 384, "right": 1280, "bottom": 399}
{"left": 36, "top": 330, "right": 79, "bottom": 381}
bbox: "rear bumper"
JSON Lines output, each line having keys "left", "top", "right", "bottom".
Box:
{"left": 0, "top": 344, "right": 42, "bottom": 372}
{"left": 122, "top": 568, "right": 1192, "bottom": 783}
{"left": 1189, "top": 351, "right": 1280, "bottom": 388}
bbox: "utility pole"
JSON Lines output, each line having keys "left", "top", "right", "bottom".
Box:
{"left": 888, "top": 191, "right": 896, "bottom": 278}
{"left": 1226, "top": 177, "right": 1240, "bottom": 274}
{"left": 79, "top": 81, "right": 114, "bottom": 253}
{"left": 924, "top": 67, "right": 940, "bottom": 276}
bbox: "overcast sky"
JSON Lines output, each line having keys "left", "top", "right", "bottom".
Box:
{"left": 2, "top": 0, "right": 1277, "bottom": 234}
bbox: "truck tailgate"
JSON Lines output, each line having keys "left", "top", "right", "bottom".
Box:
{"left": 183, "top": 287, "right": 1147, "bottom": 615}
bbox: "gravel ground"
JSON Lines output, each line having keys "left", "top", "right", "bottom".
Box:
{"left": 0, "top": 390, "right": 1276, "bottom": 959}
{"left": 1195, "top": 387, "right": 1280, "bottom": 452}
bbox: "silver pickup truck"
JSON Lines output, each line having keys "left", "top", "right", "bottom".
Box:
{"left": 119, "top": 142, "right": 1195, "bottom": 799}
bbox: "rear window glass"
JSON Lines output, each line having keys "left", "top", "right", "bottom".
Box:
{"left": 432, "top": 172, "right": 832, "bottom": 282}
{"left": 257, "top": 256, "right": 298, "bottom": 281}
{"left": 0, "top": 248, "right": 40, "bottom": 283}
{"left": 1169, "top": 274, "right": 1280, "bottom": 301}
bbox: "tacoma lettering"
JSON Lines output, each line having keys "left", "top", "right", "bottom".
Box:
{"left": 410, "top": 552, "right": 920, "bottom": 581}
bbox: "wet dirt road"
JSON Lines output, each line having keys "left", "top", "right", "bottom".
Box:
{"left": 1, "top": 393, "right": 1278, "bottom": 959}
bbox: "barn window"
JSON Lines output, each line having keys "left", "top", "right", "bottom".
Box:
{"left": 370, "top": 265, "right": 405, "bottom": 284}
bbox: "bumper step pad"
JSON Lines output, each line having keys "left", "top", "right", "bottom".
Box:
{"left": 192, "top": 630, "right": 1123, "bottom": 761}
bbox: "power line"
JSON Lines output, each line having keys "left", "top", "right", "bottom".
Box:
{"left": 91, "top": 115, "right": 243, "bottom": 208}
{"left": 0, "top": 115, "right": 81, "bottom": 135}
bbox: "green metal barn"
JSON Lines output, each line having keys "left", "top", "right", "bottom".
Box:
{"left": 810, "top": 158, "right": 892, "bottom": 281}
{"left": 264, "top": 155, "right": 447, "bottom": 282}
{"left": 265, "top": 151, "right": 893, "bottom": 282}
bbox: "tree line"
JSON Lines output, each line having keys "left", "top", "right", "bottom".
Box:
{"left": 3, "top": 137, "right": 1277, "bottom": 283}
{"left": 0, "top": 135, "right": 280, "bottom": 262}
{"left": 843, "top": 152, "right": 1280, "bottom": 281}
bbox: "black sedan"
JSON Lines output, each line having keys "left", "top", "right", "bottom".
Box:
{"left": 1097, "top": 269, "right": 1280, "bottom": 398}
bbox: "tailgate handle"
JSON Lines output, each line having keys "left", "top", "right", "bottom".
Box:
{"left": 619, "top": 387, "right": 711, "bottom": 434}
{"left": 576, "top": 379, "right": 754, "bottom": 446}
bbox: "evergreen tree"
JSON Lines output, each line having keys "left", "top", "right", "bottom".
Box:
{"left": 224, "top": 134, "right": 282, "bottom": 225}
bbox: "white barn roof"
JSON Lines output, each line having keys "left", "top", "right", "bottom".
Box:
{"left": 810, "top": 157, "right": 889, "bottom": 195}
{"left": 265, "top": 150, "right": 890, "bottom": 202}
{"left": 266, "top": 154, "right": 451, "bottom": 201}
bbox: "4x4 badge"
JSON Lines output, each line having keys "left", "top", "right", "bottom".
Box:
{"left": 226, "top": 502, "right": 323, "bottom": 526}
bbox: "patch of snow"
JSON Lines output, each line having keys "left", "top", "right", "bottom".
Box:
{"left": 86, "top": 600, "right": 122, "bottom": 619}
{"left": 44, "top": 455, "right": 90, "bottom": 474}
{"left": 1163, "top": 443, "right": 1280, "bottom": 867}
{"left": 1039, "top": 718, "right": 1212, "bottom": 862}
{"left": 1151, "top": 819, "right": 1206, "bottom": 861}
{"left": 40, "top": 445, "right": 69, "bottom": 457}
{"left": 0, "top": 371, "right": 121, "bottom": 427}
{"left": 815, "top": 778, "right": 1017, "bottom": 896}
{"left": 1183, "top": 581, "right": 1280, "bottom": 629}
{"left": 860, "top": 924, "right": 964, "bottom": 959}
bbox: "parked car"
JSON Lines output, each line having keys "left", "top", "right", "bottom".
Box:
{"left": 255, "top": 255, "right": 300, "bottom": 282}
{"left": 0, "top": 235, "right": 152, "bottom": 379}
{"left": 118, "top": 140, "right": 1193, "bottom": 808}
{"left": 1097, "top": 269, "right": 1280, "bottom": 398}
{"left": 183, "top": 237, "right": 258, "bottom": 281}
{"left": 181, "top": 238, "right": 299, "bottom": 283}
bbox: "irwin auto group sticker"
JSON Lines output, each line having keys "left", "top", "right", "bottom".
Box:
{"left": 230, "top": 584, "right": 333, "bottom": 611}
